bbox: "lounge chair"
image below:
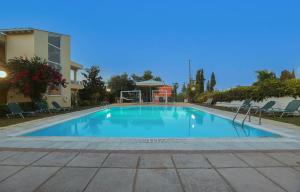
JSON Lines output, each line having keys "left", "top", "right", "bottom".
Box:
{"left": 269, "top": 100, "right": 300, "bottom": 118}
{"left": 6, "top": 103, "right": 38, "bottom": 118}
{"left": 51, "top": 101, "right": 71, "bottom": 111}
{"left": 231, "top": 99, "right": 252, "bottom": 111}
{"left": 159, "top": 97, "right": 165, "bottom": 103}
{"left": 203, "top": 98, "right": 213, "bottom": 106}
{"left": 35, "top": 100, "right": 53, "bottom": 113}
{"left": 253, "top": 101, "right": 276, "bottom": 114}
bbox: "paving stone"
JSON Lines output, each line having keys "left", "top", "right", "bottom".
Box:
{"left": 0, "top": 151, "right": 17, "bottom": 161}
{"left": 139, "top": 154, "right": 173, "bottom": 168}
{"left": 204, "top": 153, "right": 248, "bottom": 168}
{"left": 0, "top": 152, "right": 47, "bottom": 165}
{"left": 258, "top": 167, "right": 300, "bottom": 192}
{"left": 103, "top": 153, "right": 139, "bottom": 168}
{"left": 0, "top": 165, "right": 24, "bottom": 182}
{"left": 0, "top": 166, "right": 59, "bottom": 192}
{"left": 135, "top": 169, "right": 182, "bottom": 192}
{"left": 172, "top": 154, "right": 211, "bottom": 168}
{"left": 235, "top": 153, "right": 283, "bottom": 167}
{"left": 37, "top": 167, "right": 97, "bottom": 192}
{"left": 85, "top": 168, "right": 135, "bottom": 192}
{"left": 178, "top": 169, "right": 232, "bottom": 192}
{"left": 218, "top": 168, "right": 285, "bottom": 192}
{"left": 67, "top": 152, "right": 108, "bottom": 167}
{"left": 267, "top": 152, "right": 300, "bottom": 166}
{"left": 33, "top": 152, "right": 77, "bottom": 166}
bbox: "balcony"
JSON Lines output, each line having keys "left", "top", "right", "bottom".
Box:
{"left": 71, "top": 61, "right": 83, "bottom": 70}
{"left": 70, "top": 61, "right": 84, "bottom": 90}
{"left": 70, "top": 80, "right": 84, "bottom": 90}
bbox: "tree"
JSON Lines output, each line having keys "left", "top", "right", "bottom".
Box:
{"left": 131, "top": 74, "right": 143, "bottom": 82}
{"left": 181, "top": 83, "right": 187, "bottom": 94}
{"left": 131, "top": 70, "right": 162, "bottom": 82}
{"left": 255, "top": 70, "right": 276, "bottom": 83}
{"left": 108, "top": 73, "right": 135, "bottom": 101}
{"left": 280, "top": 69, "right": 296, "bottom": 81}
{"left": 79, "top": 66, "right": 106, "bottom": 104}
{"left": 143, "top": 70, "right": 153, "bottom": 80}
{"left": 172, "top": 82, "right": 179, "bottom": 101}
{"left": 153, "top": 76, "right": 162, "bottom": 81}
{"left": 7, "top": 56, "right": 66, "bottom": 102}
{"left": 206, "top": 80, "right": 210, "bottom": 92}
{"left": 210, "top": 72, "right": 216, "bottom": 91}
{"left": 195, "top": 69, "right": 205, "bottom": 95}
{"left": 187, "top": 81, "right": 196, "bottom": 102}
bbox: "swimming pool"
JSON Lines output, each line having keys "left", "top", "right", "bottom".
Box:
{"left": 24, "top": 106, "right": 279, "bottom": 138}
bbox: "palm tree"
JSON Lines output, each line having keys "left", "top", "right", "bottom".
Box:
{"left": 255, "top": 70, "right": 276, "bottom": 82}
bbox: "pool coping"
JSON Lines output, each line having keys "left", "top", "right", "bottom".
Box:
{"left": 1, "top": 103, "right": 300, "bottom": 151}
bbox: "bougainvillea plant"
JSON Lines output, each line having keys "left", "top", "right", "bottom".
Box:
{"left": 6, "top": 56, "right": 67, "bottom": 102}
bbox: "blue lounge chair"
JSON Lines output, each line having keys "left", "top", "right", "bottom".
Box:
{"left": 269, "top": 100, "right": 300, "bottom": 118}
{"left": 51, "top": 101, "right": 71, "bottom": 111}
{"left": 35, "top": 100, "right": 53, "bottom": 113}
{"left": 232, "top": 99, "right": 252, "bottom": 111}
{"left": 6, "top": 103, "right": 38, "bottom": 118}
{"left": 254, "top": 101, "right": 276, "bottom": 114}
{"left": 203, "top": 98, "right": 213, "bottom": 106}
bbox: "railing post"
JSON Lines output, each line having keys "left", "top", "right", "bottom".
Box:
{"left": 233, "top": 106, "right": 241, "bottom": 122}
{"left": 259, "top": 108, "right": 262, "bottom": 125}
{"left": 248, "top": 108, "right": 251, "bottom": 122}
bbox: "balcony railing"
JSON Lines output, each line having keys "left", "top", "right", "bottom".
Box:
{"left": 71, "top": 80, "right": 83, "bottom": 85}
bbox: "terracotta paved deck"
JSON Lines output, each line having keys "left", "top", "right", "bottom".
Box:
{"left": 0, "top": 149, "right": 300, "bottom": 192}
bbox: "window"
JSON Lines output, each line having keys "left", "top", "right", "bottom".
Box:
{"left": 48, "top": 35, "right": 60, "bottom": 48}
{"left": 48, "top": 33, "right": 62, "bottom": 95}
{"left": 48, "top": 33, "right": 61, "bottom": 65}
{"left": 48, "top": 44, "right": 60, "bottom": 64}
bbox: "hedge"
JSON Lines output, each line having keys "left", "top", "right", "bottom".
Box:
{"left": 196, "top": 79, "right": 300, "bottom": 103}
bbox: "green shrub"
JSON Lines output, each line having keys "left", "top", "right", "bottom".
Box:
{"left": 18, "top": 102, "right": 35, "bottom": 111}
{"left": 176, "top": 93, "right": 185, "bottom": 102}
{"left": 0, "top": 104, "right": 9, "bottom": 117}
{"left": 283, "top": 79, "right": 300, "bottom": 98}
{"left": 196, "top": 78, "right": 300, "bottom": 104}
{"left": 79, "top": 100, "right": 91, "bottom": 106}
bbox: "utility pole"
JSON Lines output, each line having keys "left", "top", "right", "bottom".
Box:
{"left": 188, "top": 59, "right": 192, "bottom": 84}
{"left": 187, "top": 59, "right": 192, "bottom": 102}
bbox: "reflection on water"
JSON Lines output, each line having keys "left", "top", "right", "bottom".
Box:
{"left": 25, "top": 106, "right": 279, "bottom": 138}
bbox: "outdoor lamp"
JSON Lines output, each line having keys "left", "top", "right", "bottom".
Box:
{"left": 0, "top": 70, "right": 7, "bottom": 78}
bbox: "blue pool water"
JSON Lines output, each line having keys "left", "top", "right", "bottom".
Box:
{"left": 24, "top": 106, "right": 279, "bottom": 138}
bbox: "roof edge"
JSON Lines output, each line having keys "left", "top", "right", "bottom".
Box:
{"left": 0, "top": 28, "right": 70, "bottom": 36}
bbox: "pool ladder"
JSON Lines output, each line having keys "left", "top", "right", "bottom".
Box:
{"left": 233, "top": 105, "right": 262, "bottom": 125}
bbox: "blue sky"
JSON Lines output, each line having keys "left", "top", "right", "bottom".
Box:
{"left": 1, "top": 0, "right": 300, "bottom": 90}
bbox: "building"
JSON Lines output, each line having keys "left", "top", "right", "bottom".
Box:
{"left": 152, "top": 86, "right": 173, "bottom": 103}
{"left": 0, "top": 28, "right": 83, "bottom": 107}
{"left": 70, "top": 61, "right": 84, "bottom": 106}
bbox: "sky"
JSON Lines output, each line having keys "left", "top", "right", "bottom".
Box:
{"left": 1, "top": 0, "right": 300, "bottom": 90}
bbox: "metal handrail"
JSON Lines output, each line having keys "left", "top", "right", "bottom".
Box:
{"left": 242, "top": 106, "right": 252, "bottom": 125}
{"left": 251, "top": 106, "right": 262, "bottom": 125}
{"left": 234, "top": 105, "right": 262, "bottom": 126}
{"left": 232, "top": 105, "right": 243, "bottom": 122}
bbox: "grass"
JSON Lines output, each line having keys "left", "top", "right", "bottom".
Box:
{"left": 204, "top": 105, "right": 300, "bottom": 127}
{"left": 0, "top": 106, "right": 96, "bottom": 128}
